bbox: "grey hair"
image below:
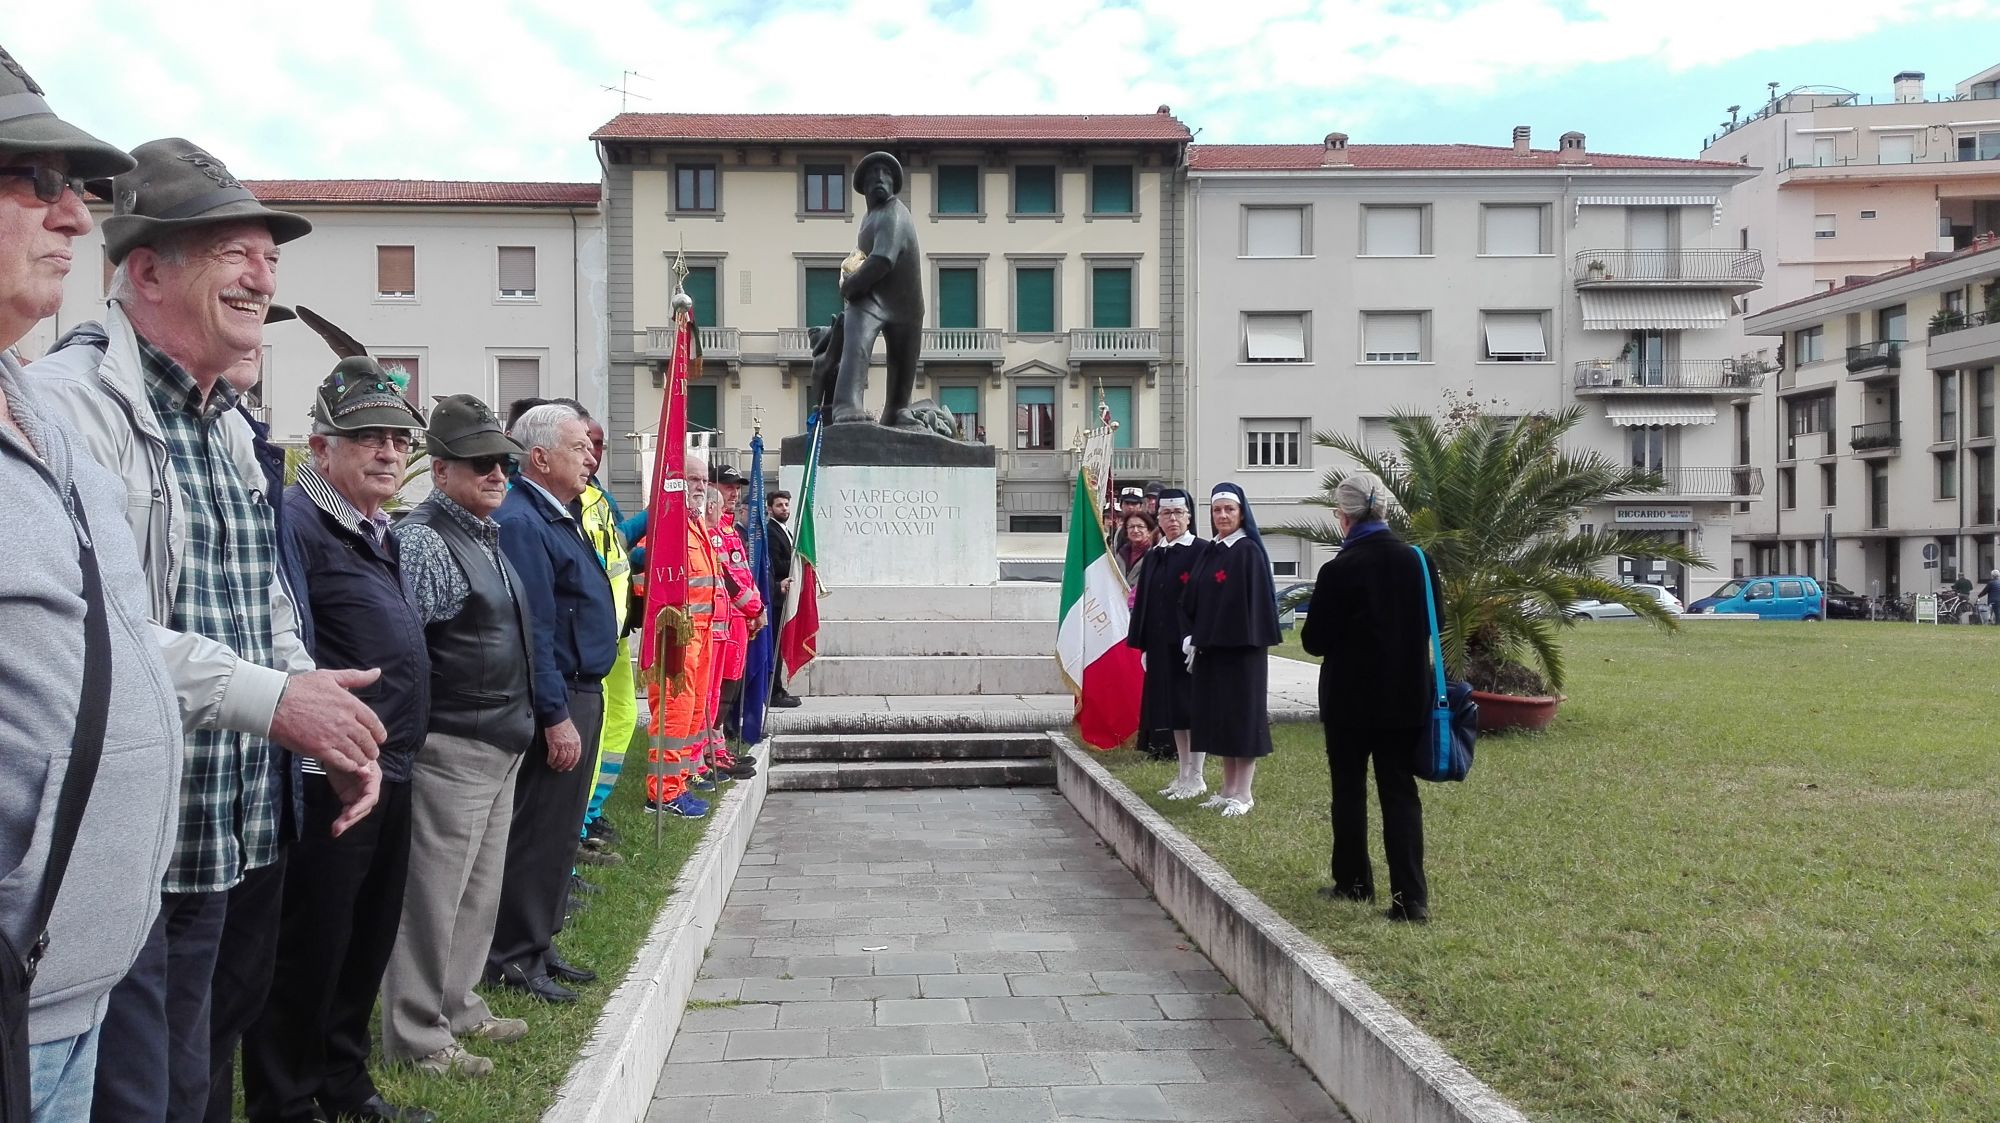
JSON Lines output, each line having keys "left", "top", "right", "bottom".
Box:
{"left": 684, "top": 450, "right": 709, "bottom": 481}
{"left": 1334, "top": 470, "right": 1397, "bottom": 521}
{"left": 105, "top": 230, "right": 200, "bottom": 303}
{"left": 310, "top": 419, "right": 342, "bottom": 438}
{"left": 511, "top": 402, "right": 581, "bottom": 454}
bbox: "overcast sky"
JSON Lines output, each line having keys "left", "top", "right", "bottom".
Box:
{"left": 8, "top": 1, "right": 1998, "bottom": 182}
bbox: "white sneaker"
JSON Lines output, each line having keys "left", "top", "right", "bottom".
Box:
{"left": 1158, "top": 780, "right": 1186, "bottom": 798}
{"left": 1220, "top": 798, "right": 1255, "bottom": 818}
{"left": 1167, "top": 782, "right": 1207, "bottom": 802}
{"left": 412, "top": 1040, "right": 495, "bottom": 1078}
{"left": 465, "top": 1015, "right": 530, "bottom": 1044}
{"left": 1198, "top": 792, "right": 1229, "bottom": 809}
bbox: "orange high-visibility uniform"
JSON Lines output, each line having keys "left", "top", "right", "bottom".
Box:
{"left": 717, "top": 512, "right": 764, "bottom": 682}
{"left": 647, "top": 515, "right": 719, "bottom": 803}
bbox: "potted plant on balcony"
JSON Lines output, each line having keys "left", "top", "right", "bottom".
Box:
{"left": 1279, "top": 397, "right": 1702, "bottom": 733}
{"left": 1931, "top": 309, "right": 1967, "bottom": 336}
{"left": 1585, "top": 259, "right": 1608, "bottom": 281}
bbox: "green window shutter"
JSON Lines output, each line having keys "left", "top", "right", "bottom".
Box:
{"left": 938, "top": 269, "right": 978, "bottom": 329}
{"left": 687, "top": 384, "right": 720, "bottom": 435}
{"left": 1014, "top": 166, "right": 1057, "bottom": 214}
{"left": 804, "top": 268, "right": 842, "bottom": 328}
{"left": 1101, "top": 386, "right": 1134, "bottom": 450}
{"left": 1091, "top": 166, "right": 1134, "bottom": 214}
{"left": 1015, "top": 268, "right": 1055, "bottom": 333}
{"left": 937, "top": 166, "right": 979, "bottom": 214}
{"left": 1091, "top": 267, "right": 1132, "bottom": 330}
{"left": 939, "top": 386, "right": 980, "bottom": 439}
{"left": 683, "top": 266, "right": 718, "bottom": 327}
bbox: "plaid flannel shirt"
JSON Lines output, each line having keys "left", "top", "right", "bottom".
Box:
{"left": 139, "top": 336, "right": 282, "bottom": 894}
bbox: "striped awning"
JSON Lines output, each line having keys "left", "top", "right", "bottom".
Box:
{"left": 1575, "top": 194, "right": 1722, "bottom": 226}
{"left": 1605, "top": 401, "right": 1719, "bottom": 427}
{"left": 1579, "top": 290, "right": 1735, "bottom": 331}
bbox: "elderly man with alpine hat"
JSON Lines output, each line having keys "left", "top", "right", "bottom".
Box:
{"left": 240, "top": 360, "right": 435, "bottom": 1123}
{"left": 0, "top": 44, "right": 185, "bottom": 1123}
{"left": 381, "top": 395, "right": 536, "bottom": 1078}
{"left": 30, "top": 138, "right": 387, "bottom": 1123}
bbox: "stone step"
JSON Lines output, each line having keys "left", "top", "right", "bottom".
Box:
{"left": 765, "top": 697, "right": 1076, "bottom": 737}
{"left": 769, "top": 732, "right": 1053, "bottom": 763}
{"left": 766, "top": 757, "right": 1056, "bottom": 791}
{"left": 792, "top": 654, "right": 1065, "bottom": 697}
{"left": 818, "top": 618, "right": 1052, "bottom": 657}
{"left": 817, "top": 583, "right": 1059, "bottom": 623}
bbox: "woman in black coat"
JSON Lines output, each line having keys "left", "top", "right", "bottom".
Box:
{"left": 1299, "top": 471, "right": 1441, "bottom": 922}
{"left": 1125, "top": 489, "right": 1205, "bottom": 798}
{"left": 1178, "top": 482, "right": 1280, "bottom": 817}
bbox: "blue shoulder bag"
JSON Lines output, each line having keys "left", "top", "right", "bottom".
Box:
{"left": 1413, "top": 545, "right": 1477, "bottom": 783}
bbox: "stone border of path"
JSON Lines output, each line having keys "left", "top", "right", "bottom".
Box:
{"left": 1051, "top": 736, "right": 1531, "bottom": 1123}
{"left": 542, "top": 754, "right": 770, "bottom": 1123}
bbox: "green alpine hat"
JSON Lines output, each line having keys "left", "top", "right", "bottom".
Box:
{"left": 312, "top": 356, "right": 424, "bottom": 433}
{"left": 101, "top": 138, "right": 311, "bottom": 264}
{"left": 0, "top": 44, "right": 133, "bottom": 179}
{"left": 426, "top": 393, "right": 524, "bottom": 460}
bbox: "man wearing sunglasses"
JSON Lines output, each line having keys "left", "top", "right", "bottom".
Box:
{"left": 381, "top": 394, "right": 537, "bottom": 1079}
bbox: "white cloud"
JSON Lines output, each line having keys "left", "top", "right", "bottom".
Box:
{"left": 7, "top": 0, "right": 1996, "bottom": 180}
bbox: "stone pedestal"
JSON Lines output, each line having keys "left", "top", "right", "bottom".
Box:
{"left": 780, "top": 425, "right": 998, "bottom": 587}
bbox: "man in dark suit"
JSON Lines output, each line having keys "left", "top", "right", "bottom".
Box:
{"left": 487, "top": 403, "right": 617, "bottom": 1002}
{"left": 765, "top": 489, "right": 801, "bottom": 708}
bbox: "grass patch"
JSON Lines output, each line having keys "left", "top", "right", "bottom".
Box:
{"left": 1106, "top": 621, "right": 2000, "bottom": 1122}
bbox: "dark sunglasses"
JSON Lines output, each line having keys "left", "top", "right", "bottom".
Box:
{"left": 0, "top": 166, "right": 87, "bottom": 205}
{"left": 463, "top": 455, "right": 518, "bottom": 476}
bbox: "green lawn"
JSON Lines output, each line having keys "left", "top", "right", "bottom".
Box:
{"left": 1107, "top": 622, "right": 2000, "bottom": 1122}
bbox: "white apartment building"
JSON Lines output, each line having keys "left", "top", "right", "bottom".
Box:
{"left": 1188, "top": 129, "right": 1761, "bottom": 596}
{"left": 1743, "top": 239, "right": 2000, "bottom": 597}
{"left": 23, "top": 180, "right": 607, "bottom": 443}
{"left": 590, "top": 111, "right": 1190, "bottom": 524}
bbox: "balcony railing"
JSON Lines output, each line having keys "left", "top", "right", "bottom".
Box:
{"left": 644, "top": 325, "right": 740, "bottom": 359}
{"left": 1930, "top": 308, "right": 1997, "bottom": 338}
{"left": 1625, "top": 466, "right": 1765, "bottom": 499}
{"left": 1784, "top": 430, "right": 1834, "bottom": 460}
{"left": 776, "top": 327, "right": 815, "bottom": 362}
{"left": 1573, "top": 249, "right": 1764, "bottom": 289}
{"left": 922, "top": 327, "right": 1003, "bottom": 362}
{"left": 1850, "top": 421, "right": 1902, "bottom": 454}
{"left": 1845, "top": 340, "right": 1904, "bottom": 375}
{"left": 996, "top": 446, "right": 1165, "bottom": 481}
{"left": 1068, "top": 327, "right": 1160, "bottom": 362}
{"left": 1572, "top": 358, "right": 1768, "bottom": 394}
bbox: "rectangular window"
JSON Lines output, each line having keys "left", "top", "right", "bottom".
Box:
{"left": 937, "top": 267, "right": 978, "bottom": 329}
{"left": 1363, "top": 311, "right": 1425, "bottom": 362}
{"left": 1787, "top": 396, "right": 1831, "bottom": 436}
{"left": 1481, "top": 204, "right": 1546, "bottom": 255}
{"left": 939, "top": 385, "right": 981, "bottom": 441}
{"left": 1938, "top": 451, "right": 1959, "bottom": 499}
{"left": 1243, "top": 312, "right": 1307, "bottom": 363}
{"left": 1101, "top": 385, "right": 1134, "bottom": 450}
{"left": 1090, "top": 165, "right": 1134, "bottom": 214}
{"left": 376, "top": 245, "right": 415, "bottom": 298}
{"left": 687, "top": 383, "right": 720, "bottom": 437}
{"left": 1878, "top": 304, "right": 1908, "bottom": 343}
{"left": 683, "top": 265, "right": 718, "bottom": 327}
{"left": 1813, "top": 136, "right": 1837, "bottom": 166}
{"left": 675, "top": 164, "right": 717, "bottom": 212}
{"left": 936, "top": 165, "right": 980, "bottom": 214}
{"left": 1090, "top": 266, "right": 1133, "bottom": 330}
{"left": 497, "top": 246, "right": 536, "bottom": 298}
{"left": 1360, "top": 417, "right": 1398, "bottom": 458}
{"left": 1814, "top": 213, "right": 1836, "bottom": 239}
{"left": 1870, "top": 463, "right": 1890, "bottom": 527}
{"left": 1794, "top": 326, "right": 1824, "bottom": 364}
{"left": 1939, "top": 371, "right": 1959, "bottom": 441}
{"left": 1980, "top": 449, "right": 1998, "bottom": 523}
{"left": 379, "top": 356, "right": 420, "bottom": 406}
{"left": 1978, "top": 367, "right": 1995, "bottom": 438}
{"left": 802, "top": 164, "right": 845, "bottom": 213}
{"left": 1361, "top": 205, "right": 1425, "bottom": 255}
{"left": 1959, "top": 130, "right": 2000, "bottom": 161}
{"left": 1821, "top": 462, "right": 1836, "bottom": 507}
{"left": 1014, "top": 385, "right": 1056, "bottom": 450}
{"left": 1878, "top": 133, "right": 1915, "bottom": 164}
{"left": 803, "top": 267, "right": 842, "bottom": 329}
{"left": 1630, "top": 426, "right": 1667, "bottom": 473}
{"left": 1736, "top": 403, "right": 1752, "bottom": 465}
{"left": 1244, "top": 206, "right": 1306, "bottom": 257}
{"left": 1779, "top": 466, "right": 1797, "bottom": 510}
{"left": 1244, "top": 419, "right": 1305, "bottom": 468}
{"left": 495, "top": 356, "right": 541, "bottom": 405}
{"left": 1013, "top": 165, "right": 1058, "bottom": 214}
{"left": 1013, "top": 266, "right": 1056, "bottom": 333}
{"left": 1482, "top": 311, "right": 1549, "bottom": 361}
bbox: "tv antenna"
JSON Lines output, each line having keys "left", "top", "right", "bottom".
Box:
{"left": 602, "top": 70, "right": 653, "bottom": 112}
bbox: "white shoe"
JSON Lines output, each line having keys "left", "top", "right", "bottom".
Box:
{"left": 1198, "top": 792, "right": 1229, "bottom": 809}
{"left": 1166, "top": 782, "right": 1207, "bottom": 802}
{"left": 1219, "top": 798, "right": 1255, "bottom": 818}
{"left": 1158, "top": 780, "right": 1186, "bottom": 797}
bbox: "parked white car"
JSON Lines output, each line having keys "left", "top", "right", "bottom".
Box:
{"left": 1569, "top": 584, "right": 1684, "bottom": 620}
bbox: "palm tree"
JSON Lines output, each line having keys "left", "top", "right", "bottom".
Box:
{"left": 1280, "top": 405, "right": 1704, "bottom": 695}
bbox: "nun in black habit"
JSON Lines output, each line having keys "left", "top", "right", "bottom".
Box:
{"left": 1126, "top": 488, "right": 1207, "bottom": 799}
{"left": 1177, "top": 482, "right": 1280, "bottom": 816}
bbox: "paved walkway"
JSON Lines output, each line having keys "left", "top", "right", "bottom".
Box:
{"left": 649, "top": 788, "right": 1351, "bottom": 1122}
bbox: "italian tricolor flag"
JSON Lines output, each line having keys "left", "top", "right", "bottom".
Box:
{"left": 1057, "top": 472, "right": 1144, "bottom": 749}
{"left": 779, "top": 423, "right": 823, "bottom": 678}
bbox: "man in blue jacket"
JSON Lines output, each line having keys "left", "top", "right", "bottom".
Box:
{"left": 487, "top": 403, "right": 616, "bottom": 1002}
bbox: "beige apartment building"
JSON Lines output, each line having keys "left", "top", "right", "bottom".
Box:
{"left": 590, "top": 111, "right": 1190, "bottom": 525}
{"left": 23, "top": 180, "right": 607, "bottom": 443}
{"left": 1188, "top": 129, "right": 1762, "bottom": 596}
{"left": 1742, "top": 239, "right": 2000, "bottom": 599}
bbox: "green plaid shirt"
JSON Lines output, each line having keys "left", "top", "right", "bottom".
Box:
{"left": 138, "top": 335, "right": 282, "bottom": 894}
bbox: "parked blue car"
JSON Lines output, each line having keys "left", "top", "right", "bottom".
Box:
{"left": 1688, "top": 575, "right": 1825, "bottom": 620}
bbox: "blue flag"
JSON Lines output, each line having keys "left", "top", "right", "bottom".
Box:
{"left": 739, "top": 433, "right": 773, "bottom": 745}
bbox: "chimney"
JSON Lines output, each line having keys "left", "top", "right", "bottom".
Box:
{"left": 1893, "top": 71, "right": 1925, "bottom": 103}
{"left": 1557, "top": 131, "right": 1588, "bottom": 165}
{"left": 1322, "top": 132, "right": 1350, "bottom": 166}
{"left": 1512, "top": 125, "right": 1532, "bottom": 156}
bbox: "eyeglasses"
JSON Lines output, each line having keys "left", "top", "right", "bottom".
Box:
{"left": 464, "top": 455, "right": 518, "bottom": 476}
{"left": 0, "top": 166, "right": 86, "bottom": 205}
{"left": 347, "top": 431, "right": 416, "bottom": 453}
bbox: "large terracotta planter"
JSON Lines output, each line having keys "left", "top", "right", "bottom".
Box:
{"left": 1470, "top": 689, "right": 1562, "bottom": 733}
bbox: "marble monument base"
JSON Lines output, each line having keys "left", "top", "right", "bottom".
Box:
{"left": 777, "top": 461, "right": 998, "bottom": 586}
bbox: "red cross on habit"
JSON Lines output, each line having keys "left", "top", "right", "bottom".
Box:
{"left": 1214, "top": 571, "right": 1227, "bottom": 583}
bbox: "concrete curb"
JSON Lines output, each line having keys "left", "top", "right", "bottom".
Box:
{"left": 541, "top": 749, "right": 770, "bottom": 1123}
{"left": 1052, "top": 737, "right": 1529, "bottom": 1123}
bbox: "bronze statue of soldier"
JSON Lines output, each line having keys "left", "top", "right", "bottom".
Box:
{"left": 828, "top": 151, "right": 925, "bottom": 428}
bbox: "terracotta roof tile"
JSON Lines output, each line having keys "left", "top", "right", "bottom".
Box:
{"left": 591, "top": 112, "right": 1190, "bottom": 144}
{"left": 1188, "top": 143, "right": 1746, "bottom": 172}
{"left": 241, "top": 180, "right": 599, "bottom": 206}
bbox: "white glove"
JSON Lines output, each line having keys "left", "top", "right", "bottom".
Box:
{"left": 1181, "top": 636, "right": 1194, "bottom": 656}
{"left": 1139, "top": 652, "right": 1147, "bottom": 672}
{"left": 1183, "top": 643, "right": 1197, "bottom": 673}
